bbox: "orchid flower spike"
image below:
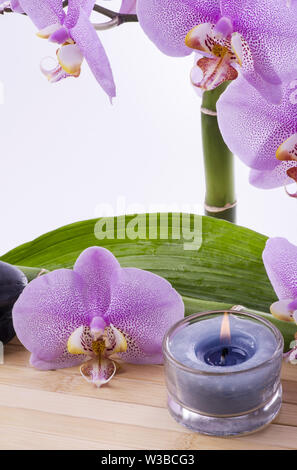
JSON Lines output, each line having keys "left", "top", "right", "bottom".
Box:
{"left": 217, "top": 76, "right": 297, "bottom": 193}
{"left": 14, "top": 0, "right": 116, "bottom": 98}
{"left": 263, "top": 238, "right": 297, "bottom": 365}
{"left": 137, "top": 0, "right": 297, "bottom": 103}
{"left": 12, "top": 247, "right": 184, "bottom": 387}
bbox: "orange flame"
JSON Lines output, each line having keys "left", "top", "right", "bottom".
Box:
{"left": 220, "top": 312, "right": 231, "bottom": 344}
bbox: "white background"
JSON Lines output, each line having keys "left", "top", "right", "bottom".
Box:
{"left": 0, "top": 1, "right": 296, "bottom": 256}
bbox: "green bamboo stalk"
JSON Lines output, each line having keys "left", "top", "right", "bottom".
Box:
{"left": 201, "top": 83, "right": 236, "bottom": 223}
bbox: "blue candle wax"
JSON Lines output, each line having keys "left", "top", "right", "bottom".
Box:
{"left": 166, "top": 314, "right": 283, "bottom": 416}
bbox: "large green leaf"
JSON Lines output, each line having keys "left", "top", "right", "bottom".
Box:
{"left": 2, "top": 214, "right": 296, "bottom": 350}
{"left": 0, "top": 213, "right": 275, "bottom": 310}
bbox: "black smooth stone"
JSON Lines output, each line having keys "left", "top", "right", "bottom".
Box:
{"left": 0, "top": 314, "right": 16, "bottom": 345}
{"left": 0, "top": 261, "right": 27, "bottom": 344}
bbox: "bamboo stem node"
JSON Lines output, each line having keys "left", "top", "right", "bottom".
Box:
{"left": 204, "top": 201, "right": 237, "bottom": 213}
{"left": 201, "top": 107, "right": 218, "bottom": 117}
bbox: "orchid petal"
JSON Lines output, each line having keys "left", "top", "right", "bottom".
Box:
{"left": 217, "top": 77, "right": 297, "bottom": 173}
{"left": 81, "top": 0, "right": 95, "bottom": 17}
{"left": 120, "top": 0, "right": 137, "bottom": 14}
{"left": 249, "top": 163, "right": 297, "bottom": 189}
{"left": 64, "top": 0, "right": 95, "bottom": 29}
{"left": 18, "top": 0, "right": 60, "bottom": 29}
{"left": 270, "top": 299, "right": 296, "bottom": 322}
{"left": 70, "top": 6, "right": 116, "bottom": 98}
{"left": 105, "top": 324, "right": 127, "bottom": 356}
{"left": 230, "top": 33, "right": 243, "bottom": 66}
{"left": 230, "top": 33, "right": 282, "bottom": 104}
{"left": 137, "top": 0, "right": 221, "bottom": 57}
{"left": 276, "top": 134, "right": 297, "bottom": 162}
{"left": 263, "top": 238, "right": 297, "bottom": 300}
{"left": 37, "top": 23, "right": 61, "bottom": 39}
{"left": 220, "top": 0, "right": 297, "bottom": 89}
{"left": 57, "top": 43, "right": 84, "bottom": 75}
{"left": 47, "top": 0, "right": 65, "bottom": 22}
{"left": 13, "top": 247, "right": 184, "bottom": 374}
{"left": 12, "top": 269, "right": 89, "bottom": 362}
{"left": 30, "top": 348, "right": 87, "bottom": 370}
{"left": 10, "top": 0, "right": 24, "bottom": 13}
{"left": 106, "top": 268, "right": 184, "bottom": 364}
{"left": 185, "top": 23, "right": 235, "bottom": 60}
{"left": 80, "top": 357, "right": 116, "bottom": 387}
{"left": 185, "top": 23, "right": 215, "bottom": 55}
{"left": 138, "top": 0, "right": 297, "bottom": 102}
{"left": 67, "top": 325, "right": 94, "bottom": 355}
{"left": 73, "top": 247, "right": 121, "bottom": 319}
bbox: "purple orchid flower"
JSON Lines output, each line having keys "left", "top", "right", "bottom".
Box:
{"left": 217, "top": 76, "right": 297, "bottom": 194}
{"left": 137, "top": 0, "right": 297, "bottom": 102}
{"left": 263, "top": 237, "right": 297, "bottom": 364}
{"left": 120, "top": 0, "right": 137, "bottom": 14}
{"left": 12, "top": 247, "right": 184, "bottom": 387}
{"left": 11, "top": 0, "right": 116, "bottom": 98}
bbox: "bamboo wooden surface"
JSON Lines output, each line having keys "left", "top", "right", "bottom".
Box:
{"left": 0, "top": 338, "right": 296, "bottom": 450}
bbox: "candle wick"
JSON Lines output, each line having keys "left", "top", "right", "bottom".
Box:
{"left": 222, "top": 347, "right": 228, "bottom": 357}
{"left": 220, "top": 347, "right": 229, "bottom": 365}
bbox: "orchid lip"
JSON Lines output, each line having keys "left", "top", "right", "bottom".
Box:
{"left": 57, "top": 43, "right": 83, "bottom": 75}
{"left": 40, "top": 42, "right": 83, "bottom": 84}
{"left": 40, "top": 56, "right": 79, "bottom": 83}
{"left": 191, "top": 55, "right": 238, "bottom": 91}
{"left": 285, "top": 166, "right": 297, "bottom": 197}
{"left": 285, "top": 185, "right": 297, "bottom": 198}
{"left": 185, "top": 22, "right": 240, "bottom": 91}
{"left": 67, "top": 322, "right": 128, "bottom": 387}
{"left": 40, "top": 56, "right": 68, "bottom": 83}
{"left": 286, "top": 166, "right": 297, "bottom": 182}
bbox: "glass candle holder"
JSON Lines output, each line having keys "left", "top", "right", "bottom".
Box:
{"left": 163, "top": 310, "right": 284, "bottom": 437}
